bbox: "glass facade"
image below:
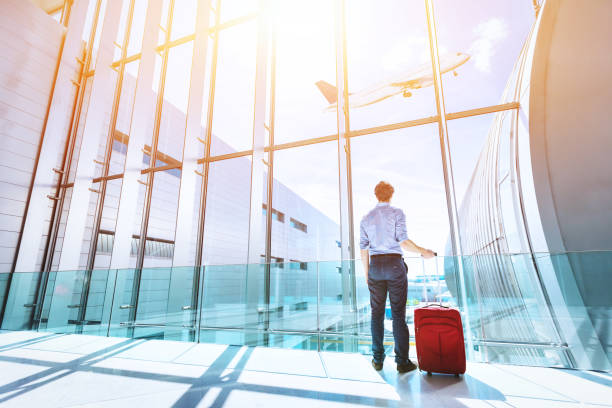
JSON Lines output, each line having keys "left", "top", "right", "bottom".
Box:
{"left": 1, "top": 0, "right": 610, "bottom": 372}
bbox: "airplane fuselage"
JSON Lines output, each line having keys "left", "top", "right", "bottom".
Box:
{"left": 324, "top": 52, "right": 470, "bottom": 111}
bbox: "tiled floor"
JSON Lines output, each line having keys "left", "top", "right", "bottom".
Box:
{"left": 0, "top": 330, "right": 610, "bottom": 407}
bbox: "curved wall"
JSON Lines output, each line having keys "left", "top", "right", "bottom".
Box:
{"left": 530, "top": 0, "right": 612, "bottom": 252}
{"left": 445, "top": 0, "right": 612, "bottom": 370}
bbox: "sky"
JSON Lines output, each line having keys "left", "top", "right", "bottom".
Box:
{"left": 91, "top": 0, "right": 535, "bottom": 257}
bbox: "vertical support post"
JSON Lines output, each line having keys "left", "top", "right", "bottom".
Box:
{"left": 170, "top": 0, "right": 212, "bottom": 341}
{"left": 192, "top": 0, "right": 221, "bottom": 343}
{"left": 334, "top": 0, "right": 357, "bottom": 351}
{"left": 172, "top": 0, "right": 212, "bottom": 268}
{"left": 56, "top": 0, "right": 123, "bottom": 272}
{"left": 424, "top": 0, "right": 473, "bottom": 353}
{"left": 263, "top": 22, "right": 277, "bottom": 334}
{"left": 246, "top": 0, "right": 270, "bottom": 343}
{"left": 109, "top": 0, "right": 163, "bottom": 270}
{"left": 247, "top": 1, "right": 269, "bottom": 266}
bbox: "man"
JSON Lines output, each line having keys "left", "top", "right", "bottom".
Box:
{"left": 360, "top": 181, "right": 435, "bottom": 373}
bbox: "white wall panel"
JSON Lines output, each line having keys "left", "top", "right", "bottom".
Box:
{"left": 0, "top": 0, "right": 65, "bottom": 271}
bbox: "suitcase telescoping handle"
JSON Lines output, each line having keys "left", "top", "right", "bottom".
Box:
{"left": 421, "top": 252, "right": 444, "bottom": 307}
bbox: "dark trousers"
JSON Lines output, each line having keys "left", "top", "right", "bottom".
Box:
{"left": 368, "top": 255, "right": 409, "bottom": 364}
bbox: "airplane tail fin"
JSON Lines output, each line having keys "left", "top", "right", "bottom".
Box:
{"left": 315, "top": 80, "right": 337, "bottom": 104}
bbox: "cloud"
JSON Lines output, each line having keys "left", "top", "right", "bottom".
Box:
{"left": 469, "top": 18, "right": 509, "bottom": 73}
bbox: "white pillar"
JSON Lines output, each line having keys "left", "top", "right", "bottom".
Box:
{"left": 56, "top": 0, "right": 124, "bottom": 271}
{"left": 171, "top": 0, "right": 212, "bottom": 268}
{"left": 167, "top": 0, "right": 212, "bottom": 341}
{"left": 13, "top": 0, "right": 89, "bottom": 273}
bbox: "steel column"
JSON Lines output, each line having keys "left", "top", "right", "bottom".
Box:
{"left": 246, "top": 0, "right": 270, "bottom": 344}
{"left": 425, "top": 0, "right": 473, "bottom": 353}
{"left": 335, "top": 0, "right": 358, "bottom": 350}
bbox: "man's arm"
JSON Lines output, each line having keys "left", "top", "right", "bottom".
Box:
{"left": 360, "top": 249, "right": 370, "bottom": 282}
{"left": 395, "top": 209, "right": 436, "bottom": 258}
{"left": 400, "top": 239, "right": 436, "bottom": 259}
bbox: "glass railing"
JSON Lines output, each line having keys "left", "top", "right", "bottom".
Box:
{"left": 0, "top": 252, "right": 610, "bottom": 371}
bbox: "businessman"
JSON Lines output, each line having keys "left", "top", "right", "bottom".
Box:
{"left": 360, "top": 181, "right": 435, "bottom": 373}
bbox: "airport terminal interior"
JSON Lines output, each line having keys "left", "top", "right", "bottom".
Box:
{"left": 0, "top": 0, "right": 610, "bottom": 406}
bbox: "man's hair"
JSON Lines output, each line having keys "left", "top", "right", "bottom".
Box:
{"left": 374, "top": 181, "right": 394, "bottom": 202}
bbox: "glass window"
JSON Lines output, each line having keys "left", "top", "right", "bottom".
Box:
{"left": 202, "top": 156, "right": 253, "bottom": 265}
{"left": 142, "top": 168, "right": 182, "bottom": 268}
{"left": 220, "top": 0, "right": 258, "bottom": 23}
{"left": 92, "top": 178, "right": 123, "bottom": 269}
{"left": 433, "top": 0, "right": 534, "bottom": 112}
{"left": 170, "top": 0, "right": 198, "bottom": 40}
{"left": 127, "top": 0, "right": 150, "bottom": 56}
{"left": 67, "top": 77, "right": 95, "bottom": 184}
{"left": 156, "top": 41, "right": 193, "bottom": 160}
{"left": 86, "top": 0, "right": 108, "bottom": 67}
{"left": 351, "top": 124, "right": 450, "bottom": 256}
{"left": 262, "top": 204, "right": 284, "bottom": 223}
{"left": 289, "top": 218, "right": 307, "bottom": 233}
{"left": 108, "top": 58, "right": 141, "bottom": 170}
{"left": 114, "top": 0, "right": 132, "bottom": 60}
{"left": 446, "top": 113, "right": 495, "bottom": 207}
{"left": 272, "top": 0, "right": 337, "bottom": 144}
{"left": 271, "top": 141, "right": 340, "bottom": 262}
{"left": 158, "top": 0, "right": 173, "bottom": 45}
{"left": 346, "top": 0, "right": 436, "bottom": 130}
{"left": 210, "top": 21, "right": 258, "bottom": 155}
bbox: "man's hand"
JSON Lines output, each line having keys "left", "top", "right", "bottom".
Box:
{"left": 421, "top": 248, "right": 436, "bottom": 259}
{"left": 400, "top": 239, "right": 436, "bottom": 259}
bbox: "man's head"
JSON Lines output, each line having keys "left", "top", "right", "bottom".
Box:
{"left": 374, "top": 181, "right": 394, "bottom": 202}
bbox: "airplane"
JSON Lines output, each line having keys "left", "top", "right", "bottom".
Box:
{"left": 315, "top": 52, "right": 470, "bottom": 111}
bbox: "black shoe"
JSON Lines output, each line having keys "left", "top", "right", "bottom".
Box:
{"left": 371, "top": 359, "right": 383, "bottom": 371}
{"left": 397, "top": 360, "right": 418, "bottom": 373}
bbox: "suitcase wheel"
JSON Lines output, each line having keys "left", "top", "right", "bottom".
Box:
{"left": 454, "top": 374, "right": 460, "bottom": 378}
{"left": 427, "top": 372, "right": 432, "bottom": 376}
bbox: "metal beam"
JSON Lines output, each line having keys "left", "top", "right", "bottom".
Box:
{"left": 446, "top": 102, "right": 519, "bottom": 121}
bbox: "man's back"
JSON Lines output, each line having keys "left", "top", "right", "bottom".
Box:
{"left": 360, "top": 203, "right": 409, "bottom": 256}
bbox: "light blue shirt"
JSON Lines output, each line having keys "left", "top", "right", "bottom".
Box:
{"left": 359, "top": 203, "right": 409, "bottom": 256}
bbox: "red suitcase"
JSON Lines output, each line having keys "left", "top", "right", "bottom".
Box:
{"left": 414, "top": 304, "right": 466, "bottom": 376}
